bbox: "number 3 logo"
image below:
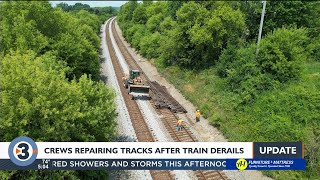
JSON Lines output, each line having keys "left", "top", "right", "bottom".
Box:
{"left": 17, "top": 143, "right": 30, "bottom": 160}
{"left": 8, "top": 136, "right": 38, "bottom": 166}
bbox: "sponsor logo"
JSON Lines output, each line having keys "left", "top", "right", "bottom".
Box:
{"left": 236, "top": 158, "right": 248, "bottom": 170}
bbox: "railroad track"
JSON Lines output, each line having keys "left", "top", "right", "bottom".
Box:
{"left": 109, "top": 21, "right": 186, "bottom": 113}
{"left": 106, "top": 18, "right": 173, "bottom": 180}
{"left": 110, "top": 17, "right": 229, "bottom": 180}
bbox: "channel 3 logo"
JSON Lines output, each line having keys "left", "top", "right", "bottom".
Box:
{"left": 8, "top": 136, "right": 38, "bottom": 166}
{"left": 236, "top": 158, "right": 248, "bottom": 170}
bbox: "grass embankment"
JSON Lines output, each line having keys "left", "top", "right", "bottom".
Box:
{"left": 154, "top": 60, "right": 320, "bottom": 179}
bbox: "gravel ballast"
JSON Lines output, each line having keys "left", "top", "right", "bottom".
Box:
{"left": 109, "top": 18, "right": 196, "bottom": 180}
{"left": 101, "top": 19, "right": 152, "bottom": 180}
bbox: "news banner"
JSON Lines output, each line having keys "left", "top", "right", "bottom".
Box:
{"left": 1, "top": 136, "right": 305, "bottom": 170}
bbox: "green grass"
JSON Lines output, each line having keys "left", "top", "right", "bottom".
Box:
{"left": 155, "top": 61, "right": 320, "bottom": 179}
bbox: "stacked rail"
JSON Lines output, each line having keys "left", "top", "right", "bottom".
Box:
{"left": 111, "top": 18, "right": 228, "bottom": 180}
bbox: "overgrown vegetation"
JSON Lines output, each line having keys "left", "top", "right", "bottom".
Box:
{"left": 0, "top": 1, "right": 117, "bottom": 179}
{"left": 117, "top": 1, "right": 320, "bottom": 178}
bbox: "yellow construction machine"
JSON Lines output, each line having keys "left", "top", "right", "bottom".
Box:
{"left": 123, "top": 69, "right": 150, "bottom": 100}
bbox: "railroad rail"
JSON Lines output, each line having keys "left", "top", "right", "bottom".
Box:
{"left": 106, "top": 18, "right": 173, "bottom": 180}
{"left": 109, "top": 21, "right": 186, "bottom": 113}
{"left": 110, "top": 17, "right": 229, "bottom": 180}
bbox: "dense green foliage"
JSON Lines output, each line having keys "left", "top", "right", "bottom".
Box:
{"left": 0, "top": 1, "right": 106, "bottom": 80}
{"left": 56, "top": 2, "right": 117, "bottom": 24}
{"left": 218, "top": 27, "right": 310, "bottom": 103}
{"left": 231, "top": 1, "right": 320, "bottom": 41}
{"left": 0, "top": 1, "right": 118, "bottom": 179}
{"left": 119, "top": 1, "right": 246, "bottom": 68}
{"left": 118, "top": 1, "right": 320, "bottom": 178}
{"left": 0, "top": 51, "right": 117, "bottom": 142}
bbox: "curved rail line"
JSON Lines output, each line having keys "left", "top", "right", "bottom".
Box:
{"left": 106, "top": 18, "right": 173, "bottom": 180}
{"left": 110, "top": 17, "right": 229, "bottom": 180}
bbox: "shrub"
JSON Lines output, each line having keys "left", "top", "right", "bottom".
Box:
{"left": 218, "top": 27, "right": 310, "bottom": 103}
{"left": 258, "top": 27, "right": 309, "bottom": 82}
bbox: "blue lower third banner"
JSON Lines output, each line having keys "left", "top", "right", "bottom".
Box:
{"left": 0, "top": 159, "right": 226, "bottom": 170}
{"left": 0, "top": 159, "right": 305, "bottom": 170}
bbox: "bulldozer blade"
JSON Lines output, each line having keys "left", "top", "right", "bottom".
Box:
{"left": 129, "top": 85, "right": 150, "bottom": 97}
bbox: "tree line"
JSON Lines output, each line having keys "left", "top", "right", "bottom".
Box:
{"left": 56, "top": 2, "right": 118, "bottom": 29}
{"left": 0, "top": 1, "right": 117, "bottom": 179}
{"left": 118, "top": 1, "right": 319, "bottom": 96}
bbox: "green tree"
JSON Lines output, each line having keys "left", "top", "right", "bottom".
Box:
{"left": 163, "top": 2, "right": 245, "bottom": 68}
{"left": 167, "top": 1, "right": 187, "bottom": 20}
{"left": 71, "top": 3, "right": 91, "bottom": 11}
{"left": 0, "top": 51, "right": 117, "bottom": 141}
{"left": 92, "top": 6, "right": 118, "bottom": 23}
{"left": 56, "top": 2, "right": 70, "bottom": 11}
{"left": 146, "top": 2, "right": 168, "bottom": 19}
{"left": 233, "top": 1, "right": 320, "bottom": 40}
{"left": 146, "top": 14, "right": 164, "bottom": 32}
{"left": 0, "top": 50, "right": 116, "bottom": 178}
{"left": 118, "top": 1, "right": 138, "bottom": 23}
{"left": 56, "top": 3, "right": 117, "bottom": 24}
{"left": 159, "top": 16, "right": 177, "bottom": 34}
{"left": 72, "top": 10, "right": 101, "bottom": 31}
{"left": 132, "top": 3, "right": 148, "bottom": 24}
{"left": 140, "top": 32, "right": 162, "bottom": 59}
{"left": 0, "top": 2, "right": 49, "bottom": 54}
{"left": 0, "top": 1, "right": 102, "bottom": 81}
{"left": 53, "top": 29, "right": 100, "bottom": 80}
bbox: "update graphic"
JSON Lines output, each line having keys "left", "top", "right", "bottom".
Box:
{"left": 0, "top": 136, "right": 305, "bottom": 170}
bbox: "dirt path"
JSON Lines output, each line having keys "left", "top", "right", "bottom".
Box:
{"left": 114, "top": 20, "right": 272, "bottom": 180}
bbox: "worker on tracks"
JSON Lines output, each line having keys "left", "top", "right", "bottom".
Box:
{"left": 195, "top": 109, "right": 201, "bottom": 123}
{"left": 176, "top": 118, "right": 184, "bottom": 131}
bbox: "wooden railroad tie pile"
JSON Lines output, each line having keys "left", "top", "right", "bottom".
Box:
{"left": 149, "top": 81, "right": 187, "bottom": 113}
